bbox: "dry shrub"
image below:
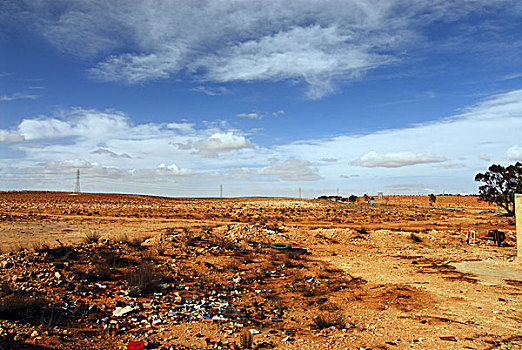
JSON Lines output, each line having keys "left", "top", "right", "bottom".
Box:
{"left": 84, "top": 230, "right": 101, "bottom": 243}
{"left": 285, "top": 249, "right": 304, "bottom": 260}
{"left": 184, "top": 228, "right": 196, "bottom": 247}
{"left": 410, "top": 233, "right": 422, "bottom": 243}
{"left": 115, "top": 233, "right": 130, "bottom": 244}
{"left": 313, "top": 311, "right": 346, "bottom": 329}
{"left": 128, "top": 263, "right": 161, "bottom": 295}
{"left": 129, "top": 236, "right": 148, "bottom": 248}
{"left": 356, "top": 226, "right": 369, "bottom": 235}
{"left": 0, "top": 293, "right": 62, "bottom": 328}
{"left": 93, "top": 263, "right": 113, "bottom": 281}
{"left": 318, "top": 302, "right": 340, "bottom": 312}
{"left": 155, "top": 240, "right": 168, "bottom": 256}
{"left": 103, "top": 250, "right": 126, "bottom": 268}
{"left": 240, "top": 329, "right": 253, "bottom": 349}
{"left": 212, "top": 236, "right": 236, "bottom": 251}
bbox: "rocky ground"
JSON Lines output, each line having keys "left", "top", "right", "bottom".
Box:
{"left": 0, "top": 191, "right": 520, "bottom": 349}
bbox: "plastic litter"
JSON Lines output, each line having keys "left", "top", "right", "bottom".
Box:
{"left": 128, "top": 340, "right": 144, "bottom": 349}
{"left": 113, "top": 305, "right": 138, "bottom": 317}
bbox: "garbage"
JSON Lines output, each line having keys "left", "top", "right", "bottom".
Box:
{"left": 128, "top": 340, "right": 144, "bottom": 349}
{"left": 270, "top": 243, "right": 292, "bottom": 250}
{"left": 113, "top": 305, "right": 138, "bottom": 317}
{"left": 439, "top": 336, "right": 457, "bottom": 341}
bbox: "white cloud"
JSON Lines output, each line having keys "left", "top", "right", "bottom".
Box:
{"left": 192, "top": 25, "right": 392, "bottom": 99}
{"left": 340, "top": 174, "right": 360, "bottom": 178}
{"left": 352, "top": 151, "right": 447, "bottom": 168}
{"left": 18, "top": 118, "right": 73, "bottom": 140}
{"left": 166, "top": 122, "right": 194, "bottom": 133}
{"left": 2, "top": 88, "right": 522, "bottom": 195}
{"left": 40, "top": 159, "right": 95, "bottom": 170}
{"left": 91, "top": 148, "right": 131, "bottom": 159}
{"left": 237, "top": 112, "right": 262, "bottom": 119}
{"left": 195, "top": 132, "right": 255, "bottom": 157}
{"left": 232, "top": 159, "right": 323, "bottom": 182}
{"left": 0, "top": 92, "right": 39, "bottom": 101}
{"left": 90, "top": 52, "right": 180, "bottom": 84}
{"left": 2, "top": 108, "right": 258, "bottom": 189}
{"left": 157, "top": 163, "right": 194, "bottom": 176}
{"left": 505, "top": 146, "right": 522, "bottom": 161}
{"left": 191, "top": 86, "right": 230, "bottom": 96}
{"left": 0, "top": 130, "right": 25, "bottom": 143}
{"left": 9, "top": 1, "right": 517, "bottom": 98}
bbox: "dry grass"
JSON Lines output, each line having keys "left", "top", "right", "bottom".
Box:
{"left": 128, "top": 263, "right": 162, "bottom": 296}
{"left": 83, "top": 230, "right": 101, "bottom": 244}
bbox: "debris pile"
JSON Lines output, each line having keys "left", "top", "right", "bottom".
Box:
{"left": 0, "top": 228, "right": 362, "bottom": 349}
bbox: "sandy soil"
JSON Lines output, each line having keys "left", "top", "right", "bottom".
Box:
{"left": 0, "top": 191, "right": 520, "bottom": 349}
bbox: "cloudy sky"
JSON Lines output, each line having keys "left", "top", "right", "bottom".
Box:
{"left": 1, "top": 0, "right": 522, "bottom": 197}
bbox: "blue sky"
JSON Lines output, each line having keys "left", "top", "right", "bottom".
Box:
{"left": 1, "top": 1, "right": 522, "bottom": 197}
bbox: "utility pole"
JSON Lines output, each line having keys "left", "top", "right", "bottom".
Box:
{"left": 336, "top": 188, "right": 339, "bottom": 196}
{"left": 220, "top": 184, "right": 223, "bottom": 198}
{"left": 299, "top": 187, "right": 302, "bottom": 199}
{"left": 74, "top": 169, "right": 81, "bottom": 193}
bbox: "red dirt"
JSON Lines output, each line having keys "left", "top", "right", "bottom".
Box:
{"left": 0, "top": 191, "right": 520, "bottom": 349}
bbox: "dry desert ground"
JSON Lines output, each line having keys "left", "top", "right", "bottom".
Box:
{"left": 0, "top": 191, "right": 520, "bottom": 350}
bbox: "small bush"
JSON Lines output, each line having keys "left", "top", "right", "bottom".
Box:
{"left": 84, "top": 230, "right": 101, "bottom": 244}
{"left": 184, "top": 228, "right": 196, "bottom": 247}
{"left": 285, "top": 249, "right": 303, "bottom": 260}
{"left": 0, "top": 293, "right": 62, "bottom": 327}
{"left": 155, "top": 241, "right": 168, "bottom": 256}
{"left": 240, "top": 329, "right": 253, "bottom": 349}
{"left": 92, "top": 263, "right": 113, "bottom": 281}
{"left": 128, "top": 263, "right": 161, "bottom": 295}
{"left": 212, "top": 236, "right": 236, "bottom": 251}
{"left": 356, "top": 226, "right": 368, "bottom": 235}
{"left": 410, "top": 233, "right": 422, "bottom": 243}
{"left": 313, "top": 311, "right": 346, "bottom": 329}
{"left": 116, "top": 233, "right": 130, "bottom": 244}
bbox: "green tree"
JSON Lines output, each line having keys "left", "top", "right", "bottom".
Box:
{"left": 474, "top": 162, "right": 522, "bottom": 216}
{"left": 428, "top": 193, "right": 436, "bottom": 205}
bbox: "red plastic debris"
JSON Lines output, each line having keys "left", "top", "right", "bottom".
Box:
{"left": 128, "top": 340, "right": 144, "bottom": 349}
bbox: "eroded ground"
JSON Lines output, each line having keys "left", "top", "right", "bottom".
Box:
{"left": 0, "top": 191, "right": 520, "bottom": 349}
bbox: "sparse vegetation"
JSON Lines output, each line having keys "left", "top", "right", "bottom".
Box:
{"left": 155, "top": 240, "right": 168, "bottom": 256}
{"left": 184, "top": 227, "right": 197, "bottom": 247}
{"left": 0, "top": 191, "right": 518, "bottom": 349}
{"left": 84, "top": 230, "right": 101, "bottom": 243}
{"left": 128, "top": 263, "right": 161, "bottom": 296}
{"left": 240, "top": 329, "right": 253, "bottom": 348}
{"left": 356, "top": 226, "right": 369, "bottom": 235}
{"left": 410, "top": 233, "right": 422, "bottom": 242}
{"left": 313, "top": 311, "right": 346, "bottom": 329}
{"left": 125, "top": 235, "right": 149, "bottom": 248}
